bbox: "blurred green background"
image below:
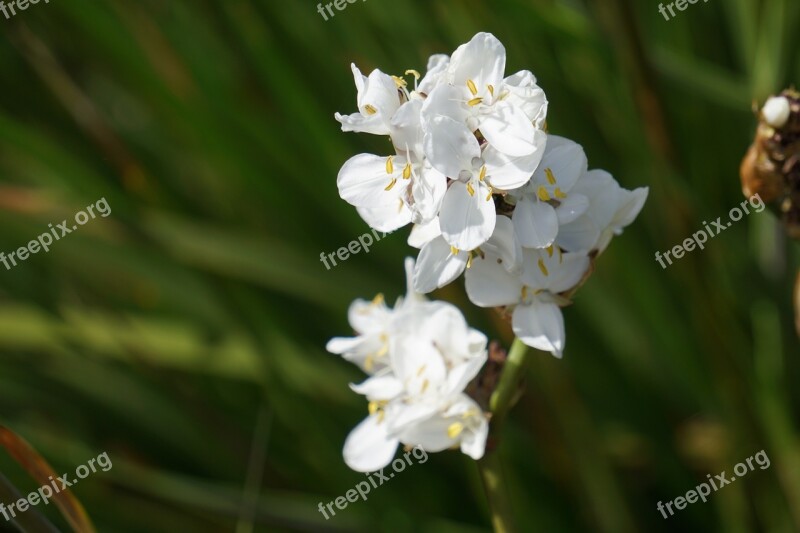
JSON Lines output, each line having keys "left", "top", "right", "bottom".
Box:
{"left": 0, "top": 0, "right": 798, "bottom": 531}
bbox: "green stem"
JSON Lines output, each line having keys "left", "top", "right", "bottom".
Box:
{"left": 477, "top": 337, "right": 531, "bottom": 533}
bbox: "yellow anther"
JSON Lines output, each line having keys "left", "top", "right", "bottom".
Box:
{"left": 377, "top": 410, "right": 385, "bottom": 423}
{"left": 545, "top": 167, "right": 556, "bottom": 185}
{"left": 372, "top": 293, "right": 385, "bottom": 305}
{"left": 416, "top": 365, "right": 427, "bottom": 377}
{"left": 364, "top": 104, "right": 378, "bottom": 115}
{"left": 538, "top": 258, "right": 549, "bottom": 276}
{"left": 467, "top": 79, "right": 478, "bottom": 96}
{"left": 421, "top": 379, "right": 430, "bottom": 393}
{"left": 375, "top": 343, "right": 389, "bottom": 358}
{"left": 385, "top": 177, "right": 397, "bottom": 191}
{"left": 467, "top": 182, "right": 476, "bottom": 196}
{"left": 364, "top": 355, "right": 374, "bottom": 372}
{"left": 447, "top": 422, "right": 464, "bottom": 439}
{"left": 467, "top": 97, "right": 483, "bottom": 107}
{"left": 479, "top": 165, "right": 487, "bottom": 181}
{"left": 450, "top": 246, "right": 460, "bottom": 256}
{"left": 466, "top": 253, "right": 474, "bottom": 269}
{"left": 392, "top": 75, "right": 407, "bottom": 88}
{"left": 537, "top": 186, "right": 551, "bottom": 202}
{"left": 485, "top": 186, "right": 493, "bottom": 201}
{"left": 462, "top": 408, "right": 479, "bottom": 419}
{"left": 546, "top": 245, "right": 554, "bottom": 258}
{"left": 554, "top": 187, "right": 567, "bottom": 199}
{"left": 405, "top": 69, "right": 421, "bottom": 80}
{"left": 403, "top": 162, "right": 412, "bottom": 180}
{"left": 386, "top": 156, "right": 394, "bottom": 175}
{"left": 521, "top": 286, "right": 528, "bottom": 300}
{"left": 488, "top": 84, "right": 494, "bottom": 97}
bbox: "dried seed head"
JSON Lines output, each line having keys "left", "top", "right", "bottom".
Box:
{"left": 740, "top": 89, "right": 800, "bottom": 238}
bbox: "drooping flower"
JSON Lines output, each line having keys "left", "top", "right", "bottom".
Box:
{"left": 329, "top": 259, "right": 490, "bottom": 472}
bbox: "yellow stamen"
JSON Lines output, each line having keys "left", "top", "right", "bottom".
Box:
{"left": 479, "top": 165, "right": 487, "bottom": 181}
{"left": 364, "top": 355, "right": 374, "bottom": 372}
{"left": 386, "top": 156, "right": 394, "bottom": 175}
{"left": 554, "top": 187, "right": 567, "bottom": 199}
{"left": 416, "top": 365, "right": 426, "bottom": 377}
{"left": 392, "top": 75, "right": 407, "bottom": 88}
{"left": 405, "top": 69, "right": 421, "bottom": 80}
{"left": 421, "top": 379, "right": 430, "bottom": 393}
{"left": 466, "top": 253, "right": 474, "bottom": 269}
{"left": 466, "top": 79, "right": 478, "bottom": 96}
{"left": 485, "top": 186, "right": 493, "bottom": 201}
{"left": 450, "top": 246, "right": 460, "bottom": 256}
{"left": 467, "top": 97, "right": 483, "bottom": 107}
{"left": 521, "top": 286, "right": 528, "bottom": 300}
{"left": 538, "top": 258, "right": 549, "bottom": 276}
{"left": 372, "top": 293, "right": 385, "bottom": 305}
{"left": 545, "top": 167, "right": 556, "bottom": 185}
{"left": 488, "top": 84, "right": 494, "bottom": 97}
{"left": 447, "top": 422, "right": 464, "bottom": 439}
{"left": 467, "top": 182, "right": 476, "bottom": 196}
{"left": 546, "top": 245, "right": 554, "bottom": 258}
{"left": 403, "top": 162, "right": 412, "bottom": 180}
{"left": 537, "top": 186, "right": 551, "bottom": 202}
{"left": 385, "top": 178, "right": 397, "bottom": 191}
{"left": 364, "top": 104, "right": 378, "bottom": 115}
{"left": 375, "top": 342, "right": 389, "bottom": 358}
{"left": 377, "top": 410, "right": 385, "bottom": 423}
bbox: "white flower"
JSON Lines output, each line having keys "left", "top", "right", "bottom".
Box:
{"left": 422, "top": 33, "right": 547, "bottom": 157}
{"left": 508, "top": 135, "right": 589, "bottom": 249}
{"left": 331, "top": 259, "right": 490, "bottom": 472}
{"left": 556, "top": 169, "right": 648, "bottom": 254}
{"left": 466, "top": 246, "right": 590, "bottom": 358}
{"left": 425, "top": 116, "right": 545, "bottom": 250}
{"left": 335, "top": 65, "right": 403, "bottom": 135}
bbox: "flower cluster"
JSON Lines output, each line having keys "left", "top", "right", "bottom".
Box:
{"left": 336, "top": 32, "right": 648, "bottom": 358}
{"left": 327, "top": 259, "right": 490, "bottom": 472}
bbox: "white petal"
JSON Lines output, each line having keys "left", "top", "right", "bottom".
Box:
{"left": 398, "top": 415, "right": 458, "bottom": 453}
{"left": 350, "top": 375, "right": 404, "bottom": 401}
{"left": 326, "top": 336, "right": 364, "bottom": 355}
{"left": 420, "top": 84, "right": 470, "bottom": 131}
{"left": 521, "top": 249, "right": 590, "bottom": 293}
{"left": 338, "top": 154, "right": 406, "bottom": 207}
{"left": 411, "top": 166, "right": 447, "bottom": 224}
{"left": 390, "top": 99, "right": 424, "bottom": 158}
{"left": 413, "top": 236, "right": 468, "bottom": 294}
{"left": 611, "top": 187, "right": 649, "bottom": 230}
{"left": 444, "top": 354, "right": 487, "bottom": 397}
{"left": 512, "top": 300, "right": 565, "bottom": 358}
{"left": 423, "top": 116, "right": 480, "bottom": 177}
{"left": 343, "top": 414, "right": 400, "bottom": 472}
{"left": 356, "top": 203, "right": 412, "bottom": 233}
{"left": 464, "top": 253, "right": 523, "bottom": 308}
{"left": 460, "top": 418, "right": 488, "bottom": 460}
{"left": 439, "top": 181, "right": 496, "bottom": 250}
{"left": 482, "top": 130, "right": 546, "bottom": 190}
{"left": 512, "top": 197, "right": 559, "bottom": 248}
{"left": 480, "top": 215, "right": 523, "bottom": 274}
{"left": 532, "top": 136, "right": 587, "bottom": 191}
{"left": 480, "top": 102, "right": 538, "bottom": 156}
{"left": 555, "top": 193, "right": 590, "bottom": 225}
{"left": 357, "top": 69, "right": 402, "bottom": 124}
{"left": 408, "top": 218, "right": 442, "bottom": 249}
{"left": 503, "top": 70, "right": 548, "bottom": 128}
{"left": 418, "top": 54, "right": 450, "bottom": 95}
{"left": 556, "top": 215, "right": 602, "bottom": 253}
{"left": 448, "top": 32, "right": 506, "bottom": 99}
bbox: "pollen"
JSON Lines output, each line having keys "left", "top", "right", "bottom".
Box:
{"left": 537, "top": 186, "right": 551, "bottom": 202}
{"left": 488, "top": 84, "right": 494, "bottom": 97}
{"left": 386, "top": 156, "right": 394, "bottom": 174}
{"left": 372, "top": 293, "right": 385, "bottom": 305}
{"left": 450, "top": 246, "right": 460, "bottom": 256}
{"left": 392, "top": 75, "right": 407, "bottom": 88}
{"left": 468, "top": 97, "right": 483, "bottom": 107}
{"left": 467, "top": 79, "right": 478, "bottom": 96}
{"left": 403, "top": 162, "right": 412, "bottom": 180}
{"left": 364, "top": 104, "right": 378, "bottom": 115}
{"left": 479, "top": 165, "right": 487, "bottom": 181}
{"left": 538, "top": 258, "right": 549, "bottom": 276}
{"left": 467, "top": 182, "right": 476, "bottom": 196}
{"left": 545, "top": 167, "right": 556, "bottom": 185}
{"left": 447, "top": 422, "right": 464, "bottom": 439}
{"left": 385, "top": 177, "right": 397, "bottom": 191}
{"left": 554, "top": 187, "right": 567, "bottom": 199}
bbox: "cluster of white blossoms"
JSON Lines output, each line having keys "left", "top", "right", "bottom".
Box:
{"left": 336, "top": 32, "right": 648, "bottom": 358}
{"left": 327, "top": 259, "right": 490, "bottom": 472}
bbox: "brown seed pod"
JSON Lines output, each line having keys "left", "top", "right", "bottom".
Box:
{"left": 741, "top": 89, "right": 800, "bottom": 238}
